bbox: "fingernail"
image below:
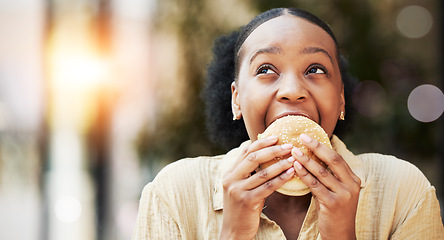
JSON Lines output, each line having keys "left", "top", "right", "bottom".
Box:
{"left": 292, "top": 147, "right": 303, "bottom": 157}
{"left": 286, "top": 167, "right": 295, "bottom": 175}
{"left": 281, "top": 143, "right": 293, "bottom": 150}
{"left": 294, "top": 161, "right": 303, "bottom": 170}
{"left": 300, "top": 134, "right": 312, "bottom": 143}
{"left": 287, "top": 156, "right": 295, "bottom": 162}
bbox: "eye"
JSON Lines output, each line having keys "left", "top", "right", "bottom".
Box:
{"left": 306, "top": 65, "right": 326, "bottom": 75}
{"left": 256, "top": 64, "right": 278, "bottom": 75}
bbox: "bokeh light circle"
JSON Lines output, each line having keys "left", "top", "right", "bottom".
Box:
{"left": 54, "top": 196, "right": 82, "bottom": 223}
{"left": 407, "top": 84, "right": 444, "bottom": 122}
{"left": 396, "top": 5, "right": 433, "bottom": 39}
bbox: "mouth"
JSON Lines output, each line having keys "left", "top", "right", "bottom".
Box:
{"left": 268, "top": 112, "right": 316, "bottom": 127}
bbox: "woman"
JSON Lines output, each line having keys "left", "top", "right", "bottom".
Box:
{"left": 132, "top": 8, "right": 444, "bottom": 239}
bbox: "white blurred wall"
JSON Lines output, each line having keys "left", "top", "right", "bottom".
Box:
{"left": 0, "top": 0, "right": 45, "bottom": 240}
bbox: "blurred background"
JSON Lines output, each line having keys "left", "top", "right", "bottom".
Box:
{"left": 0, "top": 0, "right": 443, "bottom": 239}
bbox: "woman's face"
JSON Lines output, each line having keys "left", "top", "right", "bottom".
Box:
{"left": 232, "top": 15, "right": 344, "bottom": 141}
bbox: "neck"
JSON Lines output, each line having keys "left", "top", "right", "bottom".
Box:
{"left": 264, "top": 192, "right": 312, "bottom": 214}
{"left": 262, "top": 192, "right": 312, "bottom": 239}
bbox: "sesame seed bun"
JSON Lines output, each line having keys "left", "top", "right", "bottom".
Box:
{"left": 257, "top": 115, "right": 332, "bottom": 196}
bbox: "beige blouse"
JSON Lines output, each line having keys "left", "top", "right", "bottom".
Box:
{"left": 132, "top": 136, "right": 444, "bottom": 239}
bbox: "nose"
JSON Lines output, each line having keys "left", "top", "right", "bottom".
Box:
{"left": 276, "top": 74, "right": 308, "bottom": 102}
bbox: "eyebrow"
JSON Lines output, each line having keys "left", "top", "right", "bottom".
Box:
{"left": 248, "top": 46, "right": 334, "bottom": 65}
{"left": 249, "top": 46, "right": 282, "bottom": 64}
{"left": 301, "top": 46, "right": 333, "bottom": 64}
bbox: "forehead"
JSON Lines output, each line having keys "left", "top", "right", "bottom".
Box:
{"left": 240, "top": 15, "right": 337, "bottom": 59}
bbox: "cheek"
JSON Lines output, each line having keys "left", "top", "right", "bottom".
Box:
{"left": 238, "top": 82, "right": 272, "bottom": 139}
{"left": 317, "top": 88, "right": 342, "bottom": 135}
{"left": 240, "top": 93, "right": 268, "bottom": 138}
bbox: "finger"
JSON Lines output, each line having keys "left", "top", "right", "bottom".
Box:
{"left": 233, "top": 143, "right": 293, "bottom": 179}
{"left": 226, "top": 135, "right": 278, "bottom": 173}
{"left": 248, "top": 167, "right": 296, "bottom": 199}
{"left": 292, "top": 148, "right": 341, "bottom": 191}
{"left": 248, "top": 135, "right": 279, "bottom": 153}
{"left": 299, "top": 134, "right": 357, "bottom": 183}
{"left": 242, "top": 156, "right": 297, "bottom": 190}
{"left": 293, "top": 160, "right": 331, "bottom": 197}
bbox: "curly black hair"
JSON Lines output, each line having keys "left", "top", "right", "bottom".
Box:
{"left": 203, "top": 30, "right": 249, "bottom": 150}
{"left": 203, "top": 8, "right": 356, "bottom": 150}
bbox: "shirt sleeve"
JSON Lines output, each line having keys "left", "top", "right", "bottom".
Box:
{"left": 390, "top": 186, "right": 444, "bottom": 240}
{"left": 132, "top": 183, "right": 182, "bottom": 240}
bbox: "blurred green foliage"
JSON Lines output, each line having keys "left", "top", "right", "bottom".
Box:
{"left": 135, "top": 0, "right": 442, "bottom": 184}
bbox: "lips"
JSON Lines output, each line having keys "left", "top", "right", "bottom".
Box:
{"left": 268, "top": 111, "right": 316, "bottom": 127}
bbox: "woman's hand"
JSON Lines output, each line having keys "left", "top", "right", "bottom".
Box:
{"left": 292, "top": 134, "right": 361, "bottom": 240}
{"left": 220, "top": 135, "right": 296, "bottom": 240}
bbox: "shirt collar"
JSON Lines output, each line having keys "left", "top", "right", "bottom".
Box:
{"left": 212, "top": 135, "right": 366, "bottom": 211}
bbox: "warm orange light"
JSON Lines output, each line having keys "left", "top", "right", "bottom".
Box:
{"left": 47, "top": 30, "right": 114, "bottom": 131}
{"left": 47, "top": 19, "right": 112, "bottom": 92}
{"left": 50, "top": 49, "right": 109, "bottom": 91}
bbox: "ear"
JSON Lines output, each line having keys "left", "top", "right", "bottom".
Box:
{"left": 339, "top": 84, "right": 346, "bottom": 114}
{"left": 231, "top": 81, "right": 242, "bottom": 120}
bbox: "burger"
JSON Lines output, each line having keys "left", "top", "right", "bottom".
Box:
{"left": 257, "top": 115, "right": 332, "bottom": 196}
